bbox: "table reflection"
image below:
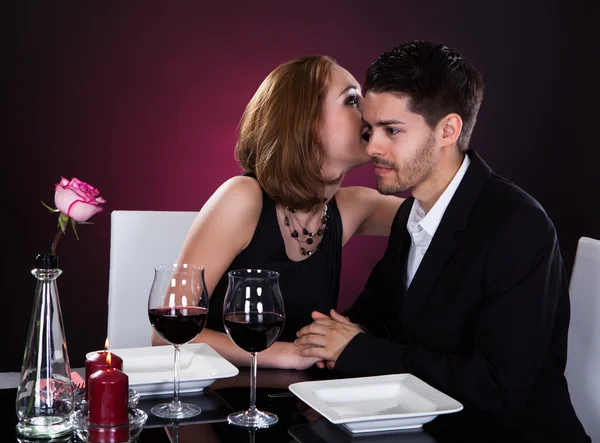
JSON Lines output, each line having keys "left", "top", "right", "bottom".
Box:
{"left": 3, "top": 367, "right": 441, "bottom": 443}
{"left": 143, "top": 368, "right": 438, "bottom": 443}
{"left": 159, "top": 419, "right": 438, "bottom": 443}
{"left": 289, "top": 418, "right": 438, "bottom": 443}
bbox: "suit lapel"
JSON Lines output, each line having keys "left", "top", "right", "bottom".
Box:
{"left": 394, "top": 201, "right": 413, "bottom": 297}
{"left": 402, "top": 223, "right": 457, "bottom": 336}
{"left": 400, "top": 149, "right": 493, "bottom": 338}
{"left": 381, "top": 199, "right": 411, "bottom": 339}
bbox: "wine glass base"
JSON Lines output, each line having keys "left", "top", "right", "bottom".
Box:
{"left": 151, "top": 402, "right": 201, "bottom": 419}
{"left": 227, "top": 409, "right": 278, "bottom": 428}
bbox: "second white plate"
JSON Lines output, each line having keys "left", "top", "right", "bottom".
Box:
{"left": 289, "top": 373, "right": 463, "bottom": 434}
{"left": 86, "top": 343, "right": 239, "bottom": 397}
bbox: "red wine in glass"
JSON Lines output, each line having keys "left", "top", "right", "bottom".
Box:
{"left": 223, "top": 312, "right": 283, "bottom": 353}
{"left": 147, "top": 263, "right": 209, "bottom": 420}
{"left": 223, "top": 269, "right": 285, "bottom": 428}
{"left": 149, "top": 306, "right": 208, "bottom": 345}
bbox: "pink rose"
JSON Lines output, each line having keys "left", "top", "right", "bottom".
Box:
{"left": 54, "top": 177, "right": 106, "bottom": 222}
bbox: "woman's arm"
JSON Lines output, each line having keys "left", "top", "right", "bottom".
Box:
{"left": 183, "top": 328, "right": 320, "bottom": 370}
{"left": 336, "top": 186, "right": 404, "bottom": 242}
{"left": 151, "top": 176, "right": 321, "bottom": 370}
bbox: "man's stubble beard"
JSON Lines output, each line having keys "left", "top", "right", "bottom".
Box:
{"left": 376, "top": 133, "right": 437, "bottom": 196}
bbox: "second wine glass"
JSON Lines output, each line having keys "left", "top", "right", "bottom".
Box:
{"left": 223, "top": 269, "right": 285, "bottom": 428}
{"left": 148, "top": 263, "right": 209, "bottom": 419}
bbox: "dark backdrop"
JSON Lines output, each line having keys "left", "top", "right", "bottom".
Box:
{"left": 4, "top": 1, "right": 598, "bottom": 372}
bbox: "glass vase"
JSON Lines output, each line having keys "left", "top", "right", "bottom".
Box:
{"left": 15, "top": 253, "right": 74, "bottom": 438}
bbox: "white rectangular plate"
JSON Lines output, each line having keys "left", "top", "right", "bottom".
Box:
{"left": 289, "top": 373, "right": 463, "bottom": 434}
{"left": 85, "top": 343, "right": 239, "bottom": 397}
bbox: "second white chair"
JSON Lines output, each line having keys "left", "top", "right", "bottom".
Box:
{"left": 565, "top": 236, "right": 600, "bottom": 441}
{"left": 106, "top": 210, "right": 198, "bottom": 349}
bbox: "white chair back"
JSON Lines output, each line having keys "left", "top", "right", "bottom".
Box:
{"left": 565, "top": 236, "right": 600, "bottom": 440}
{"left": 107, "top": 210, "right": 198, "bottom": 349}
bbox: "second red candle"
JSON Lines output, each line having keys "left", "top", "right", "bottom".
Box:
{"left": 85, "top": 351, "right": 123, "bottom": 399}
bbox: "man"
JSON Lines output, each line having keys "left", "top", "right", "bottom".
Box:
{"left": 295, "top": 40, "right": 589, "bottom": 442}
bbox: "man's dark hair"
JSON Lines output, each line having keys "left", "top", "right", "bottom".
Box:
{"left": 365, "top": 40, "right": 485, "bottom": 152}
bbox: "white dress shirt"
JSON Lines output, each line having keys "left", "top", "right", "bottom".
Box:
{"left": 405, "top": 154, "right": 471, "bottom": 289}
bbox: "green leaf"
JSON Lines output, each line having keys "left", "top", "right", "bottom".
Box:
{"left": 58, "top": 212, "right": 69, "bottom": 234}
{"left": 41, "top": 200, "right": 60, "bottom": 213}
{"left": 71, "top": 218, "right": 80, "bottom": 240}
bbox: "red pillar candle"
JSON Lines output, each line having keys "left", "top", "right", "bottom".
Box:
{"left": 85, "top": 351, "right": 123, "bottom": 399}
{"left": 88, "top": 366, "right": 129, "bottom": 426}
{"left": 87, "top": 352, "right": 129, "bottom": 443}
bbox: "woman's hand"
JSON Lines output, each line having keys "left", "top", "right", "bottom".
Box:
{"left": 269, "top": 341, "right": 324, "bottom": 370}
{"left": 211, "top": 365, "right": 314, "bottom": 390}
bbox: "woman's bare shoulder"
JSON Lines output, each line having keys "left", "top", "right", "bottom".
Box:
{"left": 336, "top": 186, "right": 404, "bottom": 237}
{"left": 203, "top": 175, "right": 263, "bottom": 214}
{"left": 216, "top": 175, "right": 263, "bottom": 200}
{"left": 180, "top": 175, "right": 264, "bottom": 263}
{"left": 191, "top": 175, "right": 264, "bottom": 235}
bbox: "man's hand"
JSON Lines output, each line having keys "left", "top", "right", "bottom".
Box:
{"left": 294, "top": 309, "right": 364, "bottom": 369}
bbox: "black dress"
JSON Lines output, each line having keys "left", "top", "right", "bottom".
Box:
{"left": 206, "top": 176, "right": 343, "bottom": 342}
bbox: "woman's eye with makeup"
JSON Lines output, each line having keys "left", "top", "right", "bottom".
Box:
{"left": 346, "top": 94, "right": 358, "bottom": 105}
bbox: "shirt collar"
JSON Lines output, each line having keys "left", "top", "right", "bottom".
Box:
{"left": 418, "top": 154, "right": 471, "bottom": 237}
{"left": 407, "top": 197, "right": 426, "bottom": 234}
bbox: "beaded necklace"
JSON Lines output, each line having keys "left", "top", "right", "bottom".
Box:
{"left": 284, "top": 205, "right": 328, "bottom": 256}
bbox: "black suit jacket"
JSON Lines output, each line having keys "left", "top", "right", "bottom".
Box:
{"left": 336, "top": 150, "right": 589, "bottom": 442}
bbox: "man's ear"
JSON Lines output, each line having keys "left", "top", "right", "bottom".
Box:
{"left": 439, "top": 113, "right": 462, "bottom": 148}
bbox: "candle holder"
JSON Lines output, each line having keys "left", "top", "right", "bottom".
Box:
{"left": 71, "top": 407, "right": 147, "bottom": 443}
{"left": 17, "top": 435, "right": 72, "bottom": 443}
{"left": 73, "top": 387, "right": 140, "bottom": 411}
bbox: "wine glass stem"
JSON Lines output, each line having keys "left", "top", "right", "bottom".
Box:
{"left": 173, "top": 422, "right": 179, "bottom": 443}
{"left": 172, "top": 344, "right": 182, "bottom": 410}
{"left": 249, "top": 351, "right": 257, "bottom": 413}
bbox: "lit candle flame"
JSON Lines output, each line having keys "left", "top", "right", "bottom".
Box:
{"left": 104, "top": 337, "right": 109, "bottom": 351}
{"left": 106, "top": 351, "right": 112, "bottom": 367}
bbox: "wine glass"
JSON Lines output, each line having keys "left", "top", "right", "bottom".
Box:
{"left": 223, "top": 269, "right": 285, "bottom": 428}
{"left": 147, "top": 263, "right": 209, "bottom": 419}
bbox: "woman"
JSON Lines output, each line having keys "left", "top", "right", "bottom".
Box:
{"left": 152, "top": 55, "right": 403, "bottom": 369}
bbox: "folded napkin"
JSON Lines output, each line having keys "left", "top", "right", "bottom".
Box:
{"left": 71, "top": 371, "right": 85, "bottom": 387}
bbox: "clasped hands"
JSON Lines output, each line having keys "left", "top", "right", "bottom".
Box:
{"left": 294, "top": 309, "right": 364, "bottom": 370}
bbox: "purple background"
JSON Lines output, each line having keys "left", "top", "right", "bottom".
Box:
{"left": 4, "top": 1, "right": 598, "bottom": 371}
